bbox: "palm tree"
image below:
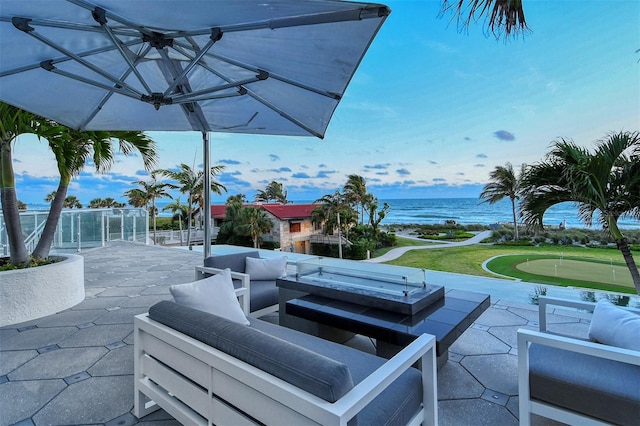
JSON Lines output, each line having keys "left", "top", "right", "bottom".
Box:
{"left": 255, "top": 181, "right": 288, "bottom": 204}
{"left": 480, "top": 162, "right": 523, "bottom": 240}
{"left": 0, "top": 103, "right": 53, "bottom": 264}
{"left": 216, "top": 201, "right": 252, "bottom": 246}
{"left": 63, "top": 195, "right": 83, "bottom": 209}
{"left": 1, "top": 102, "right": 157, "bottom": 264}
{"left": 163, "top": 198, "right": 189, "bottom": 245}
{"left": 227, "top": 193, "right": 247, "bottom": 204}
{"left": 45, "top": 191, "right": 57, "bottom": 203}
{"left": 89, "top": 197, "right": 125, "bottom": 208}
{"left": 46, "top": 192, "right": 82, "bottom": 208}
{"left": 241, "top": 206, "right": 272, "bottom": 248}
{"left": 520, "top": 131, "right": 640, "bottom": 293}
{"left": 31, "top": 129, "right": 156, "bottom": 259}
{"left": 344, "top": 174, "right": 368, "bottom": 224}
{"left": 312, "top": 191, "right": 357, "bottom": 257}
{"left": 125, "top": 172, "right": 173, "bottom": 244}
{"left": 364, "top": 195, "right": 390, "bottom": 235}
{"left": 158, "top": 163, "right": 225, "bottom": 246}
{"left": 440, "top": 0, "right": 529, "bottom": 39}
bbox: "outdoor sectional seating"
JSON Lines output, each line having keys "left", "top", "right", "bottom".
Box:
{"left": 134, "top": 300, "right": 438, "bottom": 425}
{"left": 518, "top": 296, "right": 640, "bottom": 426}
{"left": 195, "top": 251, "right": 282, "bottom": 317}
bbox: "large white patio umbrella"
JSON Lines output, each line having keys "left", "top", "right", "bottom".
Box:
{"left": 0, "top": 0, "right": 389, "bottom": 257}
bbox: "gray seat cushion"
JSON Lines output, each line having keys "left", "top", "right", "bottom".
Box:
{"left": 204, "top": 251, "right": 259, "bottom": 273}
{"left": 149, "top": 301, "right": 353, "bottom": 403}
{"left": 529, "top": 343, "right": 640, "bottom": 425}
{"left": 249, "top": 280, "right": 279, "bottom": 312}
{"left": 250, "top": 314, "right": 423, "bottom": 426}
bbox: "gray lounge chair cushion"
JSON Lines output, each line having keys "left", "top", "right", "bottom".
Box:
{"left": 149, "top": 301, "right": 354, "bottom": 403}
{"left": 529, "top": 343, "right": 640, "bottom": 425}
{"left": 204, "top": 251, "right": 260, "bottom": 273}
{"left": 249, "top": 280, "right": 280, "bottom": 312}
{"left": 250, "top": 315, "right": 423, "bottom": 426}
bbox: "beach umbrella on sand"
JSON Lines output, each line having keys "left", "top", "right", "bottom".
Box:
{"left": 0, "top": 0, "right": 389, "bottom": 257}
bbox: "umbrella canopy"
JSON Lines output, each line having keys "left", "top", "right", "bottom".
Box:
{"left": 0, "top": 0, "right": 389, "bottom": 137}
{"left": 0, "top": 0, "right": 389, "bottom": 256}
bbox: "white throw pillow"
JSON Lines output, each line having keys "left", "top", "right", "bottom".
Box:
{"left": 169, "top": 268, "right": 249, "bottom": 325}
{"left": 245, "top": 256, "right": 288, "bottom": 281}
{"left": 588, "top": 298, "right": 640, "bottom": 351}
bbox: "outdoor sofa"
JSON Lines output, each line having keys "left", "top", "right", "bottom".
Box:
{"left": 195, "top": 251, "right": 283, "bottom": 317}
{"left": 518, "top": 296, "right": 640, "bottom": 425}
{"left": 133, "top": 300, "right": 438, "bottom": 425}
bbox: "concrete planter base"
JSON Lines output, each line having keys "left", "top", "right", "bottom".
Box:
{"left": 0, "top": 254, "right": 85, "bottom": 327}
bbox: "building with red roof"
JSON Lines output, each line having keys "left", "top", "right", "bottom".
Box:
{"left": 211, "top": 203, "right": 324, "bottom": 253}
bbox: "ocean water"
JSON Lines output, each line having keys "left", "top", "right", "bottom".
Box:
{"left": 25, "top": 198, "right": 639, "bottom": 229}
{"left": 377, "top": 198, "right": 639, "bottom": 229}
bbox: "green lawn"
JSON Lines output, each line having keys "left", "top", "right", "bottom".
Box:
{"left": 383, "top": 243, "right": 638, "bottom": 294}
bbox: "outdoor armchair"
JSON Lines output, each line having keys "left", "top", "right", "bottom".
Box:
{"left": 517, "top": 296, "right": 640, "bottom": 426}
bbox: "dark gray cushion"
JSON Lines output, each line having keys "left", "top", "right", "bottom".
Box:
{"left": 529, "top": 343, "right": 640, "bottom": 425}
{"left": 204, "top": 251, "right": 259, "bottom": 273}
{"left": 249, "top": 280, "right": 279, "bottom": 312}
{"left": 149, "top": 301, "right": 354, "bottom": 403}
{"left": 250, "top": 316, "right": 423, "bottom": 426}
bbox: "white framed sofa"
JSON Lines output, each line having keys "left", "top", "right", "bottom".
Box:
{"left": 134, "top": 300, "right": 438, "bottom": 425}
{"left": 518, "top": 296, "right": 640, "bottom": 426}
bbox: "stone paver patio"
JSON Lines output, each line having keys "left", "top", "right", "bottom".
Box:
{"left": 0, "top": 242, "right": 592, "bottom": 425}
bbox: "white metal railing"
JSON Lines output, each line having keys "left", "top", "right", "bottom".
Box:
{"left": 150, "top": 227, "right": 219, "bottom": 246}
{"left": 24, "top": 219, "right": 47, "bottom": 253}
{"left": 0, "top": 208, "right": 149, "bottom": 255}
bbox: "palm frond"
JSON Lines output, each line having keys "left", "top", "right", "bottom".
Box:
{"left": 440, "top": 0, "right": 530, "bottom": 39}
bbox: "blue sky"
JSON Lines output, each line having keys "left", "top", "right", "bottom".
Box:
{"left": 12, "top": 0, "right": 640, "bottom": 205}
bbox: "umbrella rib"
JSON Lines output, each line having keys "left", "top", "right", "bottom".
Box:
{"left": 161, "top": 6, "right": 389, "bottom": 36}
{"left": 172, "top": 90, "right": 245, "bottom": 105}
{"left": 0, "top": 15, "right": 136, "bottom": 37}
{"left": 172, "top": 41, "right": 340, "bottom": 100}
{"left": 66, "top": 0, "right": 156, "bottom": 37}
{"left": 0, "top": 33, "right": 141, "bottom": 78}
{"left": 42, "top": 64, "right": 144, "bottom": 103}
{"left": 97, "top": 19, "right": 154, "bottom": 96}
{"left": 248, "top": 90, "right": 323, "bottom": 138}
{"left": 171, "top": 73, "right": 264, "bottom": 104}
{"left": 203, "top": 49, "right": 341, "bottom": 100}
{"left": 163, "top": 31, "right": 221, "bottom": 97}
{"left": 79, "top": 44, "right": 155, "bottom": 130}
{"left": 12, "top": 21, "right": 145, "bottom": 98}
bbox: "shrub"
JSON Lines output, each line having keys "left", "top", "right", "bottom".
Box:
{"left": 495, "top": 240, "right": 535, "bottom": 247}
{"left": 529, "top": 285, "right": 547, "bottom": 305}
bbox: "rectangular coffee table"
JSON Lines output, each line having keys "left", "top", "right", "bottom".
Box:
{"left": 282, "top": 286, "right": 490, "bottom": 365}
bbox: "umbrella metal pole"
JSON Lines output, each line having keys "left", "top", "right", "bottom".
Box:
{"left": 203, "top": 132, "right": 211, "bottom": 259}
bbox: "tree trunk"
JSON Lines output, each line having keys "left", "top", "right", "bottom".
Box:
{"left": 186, "top": 198, "right": 192, "bottom": 246}
{"left": 1, "top": 187, "right": 30, "bottom": 265}
{"left": 616, "top": 238, "right": 640, "bottom": 295}
{"left": 1, "top": 140, "right": 30, "bottom": 265}
{"left": 32, "top": 182, "right": 68, "bottom": 259}
{"left": 511, "top": 197, "right": 519, "bottom": 240}
{"left": 152, "top": 199, "right": 157, "bottom": 244}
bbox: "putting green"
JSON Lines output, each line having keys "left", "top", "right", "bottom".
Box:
{"left": 516, "top": 258, "right": 633, "bottom": 287}
{"left": 485, "top": 254, "right": 636, "bottom": 293}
